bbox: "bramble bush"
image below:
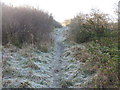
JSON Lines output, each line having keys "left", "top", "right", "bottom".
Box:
{"left": 69, "top": 9, "right": 115, "bottom": 43}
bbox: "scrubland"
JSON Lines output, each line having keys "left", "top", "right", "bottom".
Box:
{"left": 2, "top": 4, "right": 119, "bottom": 88}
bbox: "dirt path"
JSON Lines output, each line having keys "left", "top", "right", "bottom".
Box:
{"left": 51, "top": 28, "right": 65, "bottom": 87}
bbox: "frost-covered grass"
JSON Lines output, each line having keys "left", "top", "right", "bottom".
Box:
{"left": 2, "top": 45, "right": 54, "bottom": 88}
{"left": 60, "top": 43, "right": 96, "bottom": 88}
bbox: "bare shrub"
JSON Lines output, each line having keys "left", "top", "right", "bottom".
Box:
{"left": 2, "top": 3, "right": 61, "bottom": 50}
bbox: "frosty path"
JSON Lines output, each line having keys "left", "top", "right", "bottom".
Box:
{"left": 51, "top": 28, "right": 66, "bottom": 87}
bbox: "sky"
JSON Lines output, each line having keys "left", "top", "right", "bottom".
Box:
{"left": 2, "top": 0, "right": 119, "bottom": 22}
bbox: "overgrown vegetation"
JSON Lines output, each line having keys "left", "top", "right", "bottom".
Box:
{"left": 69, "top": 9, "right": 117, "bottom": 43}
{"left": 85, "top": 38, "right": 118, "bottom": 88}
{"left": 2, "top": 3, "right": 62, "bottom": 50}
{"left": 68, "top": 9, "right": 119, "bottom": 88}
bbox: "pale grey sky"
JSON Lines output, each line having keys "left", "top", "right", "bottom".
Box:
{"left": 2, "top": 0, "right": 119, "bottom": 22}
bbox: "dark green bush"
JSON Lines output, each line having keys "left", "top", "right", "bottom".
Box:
{"left": 75, "top": 29, "right": 92, "bottom": 43}
{"left": 69, "top": 9, "right": 115, "bottom": 43}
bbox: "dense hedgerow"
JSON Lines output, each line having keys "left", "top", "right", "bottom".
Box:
{"left": 2, "top": 4, "right": 62, "bottom": 49}
{"left": 69, "top": 9, "right": 117, "bottom": 43}
{"left": 68, "top": 9, "right": 119, "bottom": 87}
